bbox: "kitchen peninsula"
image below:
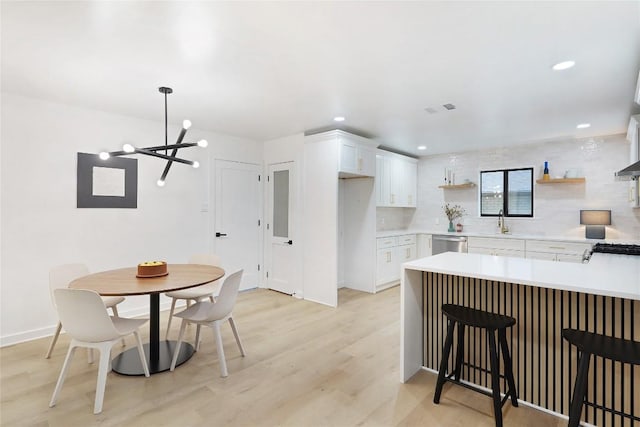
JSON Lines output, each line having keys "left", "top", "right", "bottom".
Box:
{"left": 401, "top": 252, "right": 639, "bottom": 425}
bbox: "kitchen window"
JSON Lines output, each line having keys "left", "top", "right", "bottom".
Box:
{"left": 480, "top": 168, "right": 533, "bottom": 217}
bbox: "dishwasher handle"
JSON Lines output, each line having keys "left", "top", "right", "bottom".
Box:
{"left": 433, "top": 235, "right": 467, "bottom": 242}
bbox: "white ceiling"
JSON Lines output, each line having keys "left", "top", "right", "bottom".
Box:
{"left": 2, "top": 1, "right": 640, "bottom": 156}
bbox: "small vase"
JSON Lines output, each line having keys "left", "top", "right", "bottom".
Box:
{"left": 448, "top": 220, "right": 454, "bottom": 232}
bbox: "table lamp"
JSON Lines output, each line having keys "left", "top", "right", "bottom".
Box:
{"left": 580, "top": 210, "right": 611, "bottom": 239}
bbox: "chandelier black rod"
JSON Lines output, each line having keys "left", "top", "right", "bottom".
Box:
{"left": 159, "top": 124, "right": 190, "bottom": 182}
{"left": 98, "top": 86, "right": 206, "bottom": 187}
{"left": 136, "top": 142, "right": 197, "bottom": 152}
{"left": 163, "top": 89, "right": 168, "bottom": 154}
{"left": 105, "top": 142, "right": 198, "bottom": 158}
{"left": 135, "top": 148, "right": 195, "bottom": 166}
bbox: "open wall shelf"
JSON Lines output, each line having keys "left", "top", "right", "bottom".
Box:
{"left": 536, "top": 178, "right": 586, "bottom": 184}
{"left": 438, "top": 182, "right": 476, "bottom": 189}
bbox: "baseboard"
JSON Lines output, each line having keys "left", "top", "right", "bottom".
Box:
{"left": 375, "top": 280, "right": 399, "bottom": 293}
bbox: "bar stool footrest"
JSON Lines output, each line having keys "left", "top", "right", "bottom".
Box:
{"left": 441, "top": 376, "right": 514, "bottom": 408}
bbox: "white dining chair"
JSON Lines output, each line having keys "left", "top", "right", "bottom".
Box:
{"left": 46, "top": 263, "right": 126, "bottom": 359}
{"left": 164, "top": 254, "right": 223, "bottom": 339}
{"left": 49, "top": 288, "right": 149, "bottom": 414}
{"left": 170, "top": 269, "right": 245, "bottom": 377}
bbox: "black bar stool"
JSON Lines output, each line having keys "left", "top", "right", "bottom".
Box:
{"left": 562, "top": 329, "right": 640, "bottom": 427}
{"left": 433, "top": 304, "right": 518, "bottom": 427}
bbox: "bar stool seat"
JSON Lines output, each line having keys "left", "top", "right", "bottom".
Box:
{"left": 563, "top": 329, "right": 640, "bottom": 427}
{"left": 440, "top": 304, "right": 516, "bottom": 330}
{"left": 434, "top": 304, "right": 518, "bottom": 427}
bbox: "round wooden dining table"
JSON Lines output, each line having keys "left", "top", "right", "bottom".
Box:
{"left": 69, "top": 264, "right": 225, "bottom": 375}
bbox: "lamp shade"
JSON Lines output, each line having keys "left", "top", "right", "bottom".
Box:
{"left": 580, "top": 210, "right": 611, "bottom": 225}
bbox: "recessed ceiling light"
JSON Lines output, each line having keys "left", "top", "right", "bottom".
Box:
{"left": 417, "top": 146, "right": 427, "bottom": 150}
{"left": 576, "top": 123, "right": 591, "bottom": 129}
{"left": 333, "top": 116, "right": 345, "bottom": 122}
{"left": 552, "top": 60, "right": 575, "bottom": 71}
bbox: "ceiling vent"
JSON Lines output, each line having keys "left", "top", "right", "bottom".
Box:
{"left": 443, "top": 103, "right": 456, "bottom": 110}
{"left": 424, "top": 107, "right": 438, "bottom": 114}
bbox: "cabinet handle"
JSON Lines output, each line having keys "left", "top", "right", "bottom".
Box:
{"left": 390, "top": 194, "right": 395, "bottom": 204}
{"left": 386, "top": 252, "right": 391, "bottom": 262}
{"left": 408, "top": 195, "right": 412, "bottom": 205}
{"left": 358, "top": 158, "right": 363, "bottom": 171}
{"left": 406, "top": 248, "right": 410, "bottom": 258}
{"left": 549, "top": 246, "right": 565, "bottom": 250}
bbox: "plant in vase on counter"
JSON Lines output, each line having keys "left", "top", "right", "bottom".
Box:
{"left": 443, "top": 203, "right": 465, "bottom": 232}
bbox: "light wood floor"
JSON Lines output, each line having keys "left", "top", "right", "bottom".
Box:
{"left": 1, "top": 286, "right": 564, "bottom": 426}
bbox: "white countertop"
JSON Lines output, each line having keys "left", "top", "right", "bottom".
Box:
{"left": 402, "top": 252, "right": 640, "bottom": 300}
{"left": 378, "top": 229, "right": 639, "bottom": 244}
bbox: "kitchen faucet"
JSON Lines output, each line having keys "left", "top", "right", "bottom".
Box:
{"left": 498, "top": 209, "right": 509, "bottom": 234}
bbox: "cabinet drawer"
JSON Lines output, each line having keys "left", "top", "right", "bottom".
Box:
{"left": 467, "top": 237, "right": 525, "bottom": 251}
{"left": 397, "top": 234, "right": 416, "bottom": 245}
{"left": 526, "top": 240, "right": 591, "bottom": 255}
{"left": 377, "top": 237, "right": 398, "bottom": 249}
{"left": 526, "top": 251, "right": 558, "bottom": 261}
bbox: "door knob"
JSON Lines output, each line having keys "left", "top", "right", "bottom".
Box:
{"left": 215, "top": 232, "right": 227, "bottom": 237}
{"left": 286, "top": 240, "right": 293, "bottom": 245}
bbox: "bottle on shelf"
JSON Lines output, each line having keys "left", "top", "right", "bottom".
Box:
{"left": 543, "top": 161, "right": 550, "bottom": 180}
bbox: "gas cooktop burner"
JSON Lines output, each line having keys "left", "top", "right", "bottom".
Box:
{"left": 592, "top": 243, "right": 640, "bottom": 256}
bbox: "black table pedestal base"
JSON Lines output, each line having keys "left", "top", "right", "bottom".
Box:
{"left": 111, "top": 340, "right": 194, "bottom": 376}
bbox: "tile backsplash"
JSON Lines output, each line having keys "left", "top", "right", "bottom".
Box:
{"left": 377, "top": 207, "right": 415, "bottom": 231}
{"left": 404, "top": 134, "right": 640, "bottom": 240}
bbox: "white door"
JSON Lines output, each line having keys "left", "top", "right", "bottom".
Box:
{"left": 266, "top": 162, "right": 297, "bottom": 295}
{"left": 214, "top": 160, "right": 262, "bottom": 290}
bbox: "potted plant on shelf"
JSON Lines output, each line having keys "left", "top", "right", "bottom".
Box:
{"left": 443, "top": 203, "right": 465, "bottom": 232}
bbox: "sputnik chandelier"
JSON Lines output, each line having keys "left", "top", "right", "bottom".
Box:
{"left": 98, "top": 86, "right": 207, "bottom": 187}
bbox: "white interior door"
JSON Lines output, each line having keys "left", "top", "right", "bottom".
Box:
{"left": 266, "top": 162, "right": 296, "bottom": 295}
{"left": 214, "top": 160, "right": 261, "bottom": 290}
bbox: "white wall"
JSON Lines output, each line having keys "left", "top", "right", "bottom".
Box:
{"left": 411, "top": 134, "right": 640, "bottom": 240}
{"left": 0, "top": 93, "right": 261, "bottom": 345}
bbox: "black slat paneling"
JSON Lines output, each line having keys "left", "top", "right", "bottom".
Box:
{"left": 422, "top": 272, "right": 639, "bottom": 426}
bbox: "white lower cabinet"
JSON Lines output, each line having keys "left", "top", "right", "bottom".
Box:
{"left": 376, "top": 234, "right": 417, "bottom": 290}
{"left": 397, "top": 243, "right": 416, "bottom": 264}
{"left": 467, "top": 237, "right": 525, "bottom": 258}
{"left": 525, "top": 240, "right": 591, "bottom": 263}
{"left": 417, "top": 234, "right": 432, "bottom": 257}
{"left": 376, "top": 247, "right": 397, "bottom": 285}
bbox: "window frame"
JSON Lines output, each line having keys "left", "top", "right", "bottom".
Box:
{"left": 479, "top": 167, "right": 534, "bottom": 218}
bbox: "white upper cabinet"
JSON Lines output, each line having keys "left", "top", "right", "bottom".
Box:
{"left": 376, "top": 154, "right": 391, "bottom": 205}
{"left": 404, "top": 161, "right": 417, "bottom": 207}
{"left": 338, "top": 133, "right": 377, "bottom": 177}
{"left": 375, "top": 149, "right": 418, "bottom": 207}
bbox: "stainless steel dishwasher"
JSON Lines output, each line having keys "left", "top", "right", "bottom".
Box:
{"left": 432, "top": 235, "right": 468, "bottom": 255}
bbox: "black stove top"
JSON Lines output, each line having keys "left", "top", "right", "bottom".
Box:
{"left": 592, "top": 243, "right": 640, "bottom": 256}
